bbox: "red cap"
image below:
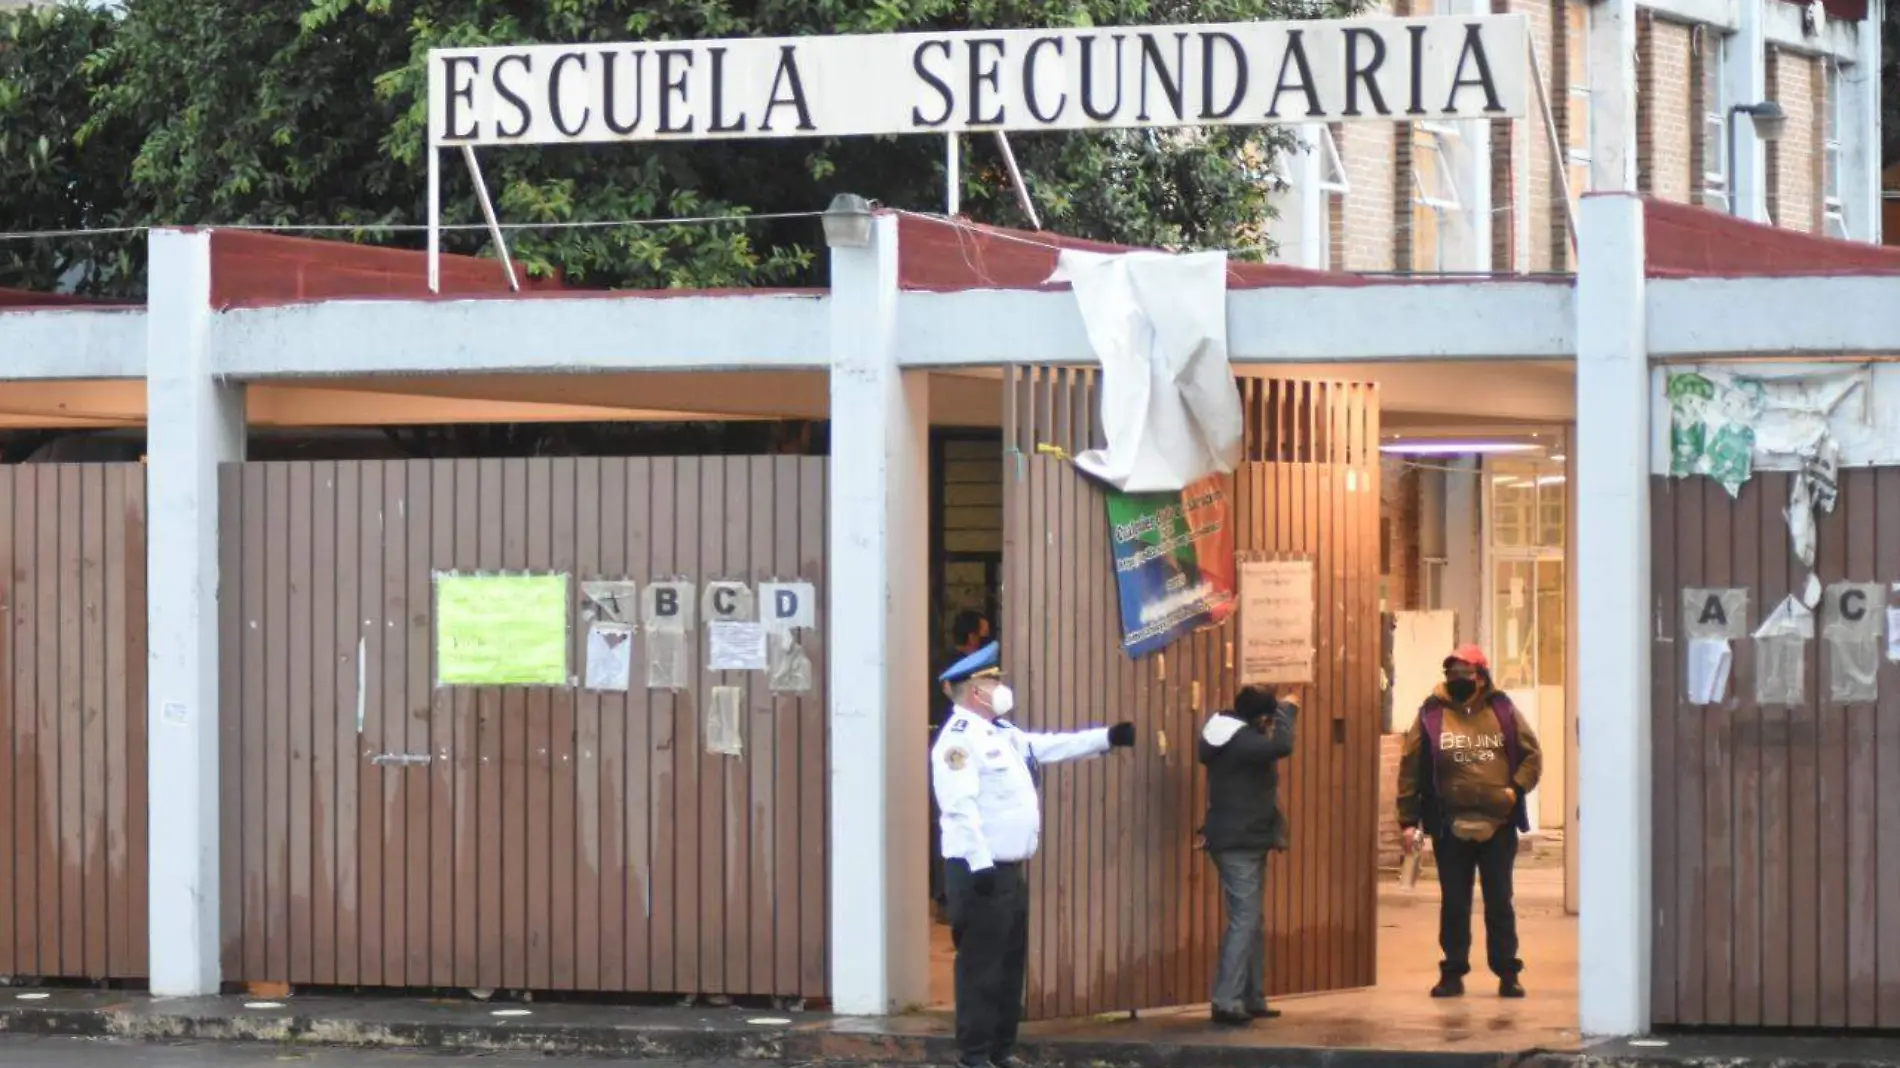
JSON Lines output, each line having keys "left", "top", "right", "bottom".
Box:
{"left": 1443, "top": 644, "right": 1490, "bottom": 671}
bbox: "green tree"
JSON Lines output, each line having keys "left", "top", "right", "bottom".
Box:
{"left": 7, "top": 0, "right": 1356, "bottom": 296}
{"left": 0, "top": 3, "right": 141, "bottom": 293}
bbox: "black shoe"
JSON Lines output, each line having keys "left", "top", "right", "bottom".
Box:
{"left": 1499, "top": 975, "right": 1526, "bottom": 998}
{"left": 991, "top": 1056, "right": 1028, "bottom": 1068}
{"left": 956, "top": 1058, "right": 989, "bottom": 1068}
{"left": 1210, "top": 1008, "right": 1253, "bottom": 1026}
{"left": 1247, "top": 1006, "right": 1282, "bottom": 1019}
{"left": 1430, "top": 975, "right": 1465, "bottom": 998}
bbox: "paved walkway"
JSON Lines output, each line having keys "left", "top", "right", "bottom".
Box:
{"left": 923, "top": 865, "right": 1579, "bottom": 1054}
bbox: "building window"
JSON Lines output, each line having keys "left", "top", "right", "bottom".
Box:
{"left": 1412, "top": 121, "right": 1463, "bottom": 272}
{"left": 1266, "top": 124, "right": 1350, "bottom": 269}
{"left": 1823, "top": 59, "right": 1847, "bottom": 238}
{"left": 1564, "top": 2, "right": 1592, "bottom": 209}
{"left": 1700, "top": 32, "right": 1729, "bottom": 211}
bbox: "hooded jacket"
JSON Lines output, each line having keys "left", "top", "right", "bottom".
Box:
{"left": 1395, "top": 680, "right": 1543, "bottom": 840}
{"left": 1197, "top": 701, "right": 1298, "bottom": 853}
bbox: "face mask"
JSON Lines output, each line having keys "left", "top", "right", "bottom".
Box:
{"left": 1446, "top": 678, "right": 1479, "bottom": 703}
{"left": 989, "top": 684, "right": 1016, "bottom": 717}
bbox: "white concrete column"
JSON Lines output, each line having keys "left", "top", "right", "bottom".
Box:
{"left": 826, "top": 210, "right": 931, "bottom": 1015}
{"left": 145, "top": 229, "right": 246, "bottom": 996}
{"left": 1574, "top": 194, "right": 1651, "bottom": 1038}
{"left": 1841, "top": 0, "right": 1883, "bottom": 242}
{"left": 1724, "top": 0, "right": 1771, "bottom": 220}
{"left": 1588, "top": 0, "right": 1641, "bottom": 192}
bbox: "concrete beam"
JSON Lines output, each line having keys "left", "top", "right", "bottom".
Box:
{"left": 1648, "top": 276, "right": 1900, "bottom": 357}
{"left": 896, "top": 282, "right": 1576, "bottom": 366}
{"left": 0, "top": 309, "right": 146, "bottom": 379}
{"left": 1638, "top": 0, "right": 1738, "bottom": 31}
{"left": 212, "top": 293, "right": 830, "bottom": 378}
{"left": 1761, "top": 3, "right": 1861, "bottom": 58}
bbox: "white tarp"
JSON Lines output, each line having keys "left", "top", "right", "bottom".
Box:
{"left": 1047, "top": 250, "right": 1243, "bottom": 493}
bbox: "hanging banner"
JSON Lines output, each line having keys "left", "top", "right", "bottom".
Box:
{"left": 1105, "top": 473, "right": 1237, "bottom": 658}
{"left": 1238, "top": 557, "right": 1314, "bottom": 684}
{"left": 429, "top": 15, "right": 1530, "bottom": 148}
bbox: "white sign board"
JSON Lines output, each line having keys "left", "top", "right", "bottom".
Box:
{"left": 429, "top": 15, "right": 1528, "bottom": 147}
{"left": 1239, "top": 558, "right": 1315, "bottom": 684}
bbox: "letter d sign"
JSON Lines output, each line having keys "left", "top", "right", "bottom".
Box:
{"left": 759, "top": 582, "right": 816, "bottom": 629}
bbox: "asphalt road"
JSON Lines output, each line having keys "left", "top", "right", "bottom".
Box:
{"left": 0, "top": 1036, "right": 768, "bottom": 1068}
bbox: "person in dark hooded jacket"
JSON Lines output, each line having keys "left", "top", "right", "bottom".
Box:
{"left": 1197, "top": 684, "right": 1298, "bottom": 1024}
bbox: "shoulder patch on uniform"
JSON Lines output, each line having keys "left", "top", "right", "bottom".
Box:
{"left": 949, "top": 719, "right": 969, "bottom": 733}
{"left": 943, "top": 746, "right": 970, "bottom": 770}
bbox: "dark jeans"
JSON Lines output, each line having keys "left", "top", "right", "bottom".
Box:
{"left": 944, "top": 859, "right": 1029, "bottom": 1065}
{"left": 1432, "top": 827, "right": 1522, "bottom": 978}
{"left": 1209, "top": 850, "right": 1268, "bottom": 1015}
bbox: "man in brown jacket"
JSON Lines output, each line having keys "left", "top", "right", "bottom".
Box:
{"left": 1396, "top": 644, "right": 1543, "bottom": 999}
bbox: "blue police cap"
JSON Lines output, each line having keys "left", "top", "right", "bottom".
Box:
{"left": 939, "top": 640, "right": 1003, "bottom": 685}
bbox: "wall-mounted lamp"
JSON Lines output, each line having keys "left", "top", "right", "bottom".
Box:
{"left": 1726, "top": 101, "right": 1789, "bottom": 216}
{"left": 822, "top": 193, "right": 874, "bottom": 249}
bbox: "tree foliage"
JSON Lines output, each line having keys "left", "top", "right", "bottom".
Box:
{"left": 4, "top": 0, "right": 1357, "bottom": 296}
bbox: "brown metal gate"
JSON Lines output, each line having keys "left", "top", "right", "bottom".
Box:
{"left": 1004, "top": 370, "right": 1380, "bottom": 1018}
{"left": 0, "top": 463, "right": 149, "bottom": 981}
{"left": 220, "top": 457, "right": 828, "bottom": 998}
{"left": 1652, "top": 468, "right": 1900, "bottom": 1028}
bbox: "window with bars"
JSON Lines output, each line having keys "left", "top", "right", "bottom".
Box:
{"left": 1823, "top": 59, "right": 1847, "bottom": 238}
{"left": 1700, "top": 32, "right": 1729, "bottom": 211}
{"left": 1564, "top": 2, "right": 1592, "bottom": 208}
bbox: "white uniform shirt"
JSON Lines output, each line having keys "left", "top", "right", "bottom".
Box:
{"left": 930, "top": 706, "right": 1111, "bottom": 871}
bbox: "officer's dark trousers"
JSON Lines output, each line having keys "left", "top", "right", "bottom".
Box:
{"left": 1432, "top": 827, "right": 1522, "bottom": 978}
{"left": 944, "top": 858, "right": 1028, "bottom": 1065}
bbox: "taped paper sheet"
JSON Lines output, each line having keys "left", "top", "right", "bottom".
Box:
{"left": 1046, "top": 249, "right": 1242, "bottom": 493}
{"left": 1752, "top": 595, "right": 1814, "bottom": 706}
{"left": 584, "top": 623, "right": 633, "bottom": 691}
{"left": 643, "top": 581, "right": 695, "bottom": 691}
{"left": 758, "top": 582, "right": 816, "bottom": 629}
{"left": 582, "top": 580, "right": 639, "bottom": 624}
{"left": 1685, "top": 638, "right": 1734, "bottom": 705}
{"left": 1822, "top": 581, "right": 1882, "bottom": 704}
{"left": 702, "top": 581, "right": 755, "bottom": 622}
{"left": 767, "top": 629, "right": 813, "bottom": 693}
{"left": 709, "top": 621, "right": 767, "bottom": 671}
{"left": 708, "top": 686, "right": 744, "bottom": 757}
{"left": 1887, "top": 606, "right": 1900, "bottom": 661}
{"left": 434, "top": 572, "right": 570, "bottom": 686}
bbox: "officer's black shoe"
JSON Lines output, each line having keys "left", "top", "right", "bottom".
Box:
{"left": 991, "top": 1056, "right": 1029, "bottom": 1068}
{"left": 1499, "top": 975, "right": 1526, "bottom": 998}
{"left": 1247, "top": 1005, "right": 1282, "bottom": 1019}
{"left": 1209, "top": 1008, "right": 1252, "bottom": 1026}
{"left": 955, "top": 1058, "right": 989, "bottom": 1068}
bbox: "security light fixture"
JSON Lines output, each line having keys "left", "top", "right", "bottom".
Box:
{"left": 1726, "top": 101, "right": 1789, "bottom": 215}
{"left": 822, "top": 193, "right": 874, "bottom": 249}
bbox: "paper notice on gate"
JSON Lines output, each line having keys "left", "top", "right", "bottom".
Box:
{"left": 584, "top": 622, "right": 633, "bottom": 692}
{"left": 709, "top": 621, "right": 767, "bottom": 671}
{"left": 708, "top": 685, "right": 744, "bottom": 758}
{"left": 1684, "top": 637, "right": 1733, "bottom": 706}
{"left": 767, "top": 629, "right": 813, "bottom": 694}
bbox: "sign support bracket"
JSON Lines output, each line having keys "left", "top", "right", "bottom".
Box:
{"left": 994, "top": 132, "right": 1041, "bottom": 230}
{"left": 428, "top": 145, "right": 442, "bottom": 293}
{"left": 1527, "top": 39, "right": 1579, "bottom": 257}
{"left": 945, "top": 134, "right": 961, "bottom": 216}
{"left": 461, "top": 144, "right": 521, "bottom": 292}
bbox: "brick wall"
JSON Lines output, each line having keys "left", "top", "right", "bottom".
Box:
{"left": 1767, "top": 48, "right": 1824, "bottom": 233}
{"left": 1490, "top": 0, "right": 1559, "bottom": 272}
{"left": 1640, "top": 17, "right": 1699, "bottom": 202}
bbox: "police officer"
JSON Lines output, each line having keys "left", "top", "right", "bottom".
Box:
{"left": 931, "top": 641, "right": 1136, "bottom": 1068}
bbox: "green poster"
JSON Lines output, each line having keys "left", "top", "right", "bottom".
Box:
{"left": 435, "top": 573, "right": 570, "bottom": 686}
